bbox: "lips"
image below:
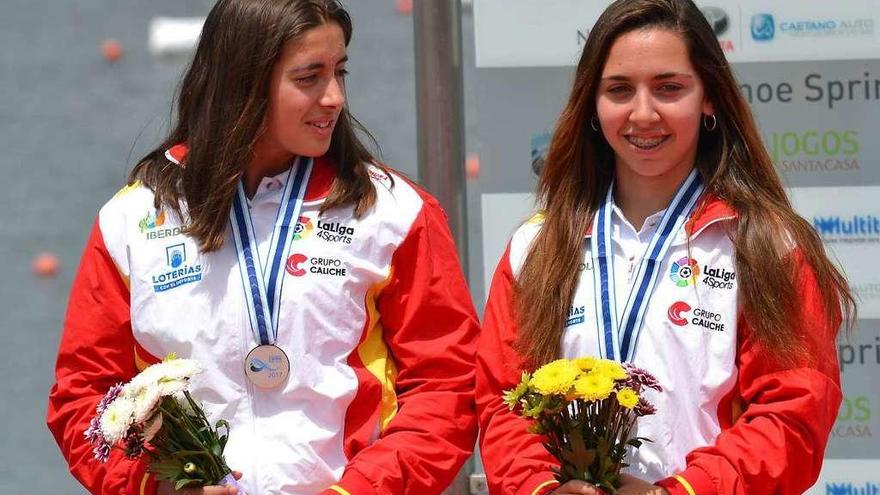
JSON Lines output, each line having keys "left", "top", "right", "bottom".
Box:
{"left": 625, "top": 134, "right": 669, "bottom": 150}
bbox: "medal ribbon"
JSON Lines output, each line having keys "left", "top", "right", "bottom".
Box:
{"left": 229, "top": 157, "right": 313, "bottom": 345}
{"left": 590, "top": 169, "right": 704, "bottom": 362}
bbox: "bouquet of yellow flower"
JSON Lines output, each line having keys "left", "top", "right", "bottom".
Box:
{"left": 84, "top": 354, "right": 243, "bottom": 493}
{"left": 503, "top": 357, "right": 661, "bottom": 493}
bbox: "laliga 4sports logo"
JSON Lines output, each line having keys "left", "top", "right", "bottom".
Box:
{"left": 667, "top": 301, "right": 726, "bottom": 332}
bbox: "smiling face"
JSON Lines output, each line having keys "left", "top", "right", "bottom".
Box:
{"left": 253, "top": 21, "right": 348, "bottom": 167}
{"left": 595, "top": 28, "right": 713, "bottom": 189}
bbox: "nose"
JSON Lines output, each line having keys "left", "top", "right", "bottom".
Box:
{"left": 628, "top": 89, "right": 659, "bottom": 126}
{"left": 321, "top": 76, "right": 345, "bottom": 109}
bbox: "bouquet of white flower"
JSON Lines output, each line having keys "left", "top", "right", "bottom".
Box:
{"left": 84, "top": 354, "right": 243, "bottom": 493}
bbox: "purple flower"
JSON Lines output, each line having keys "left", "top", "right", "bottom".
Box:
{"left": 123, "top": 430, "right": 145, "bottom": 459}
{"left": 84, "top": 416, "right": 103, "bottom": 444}
{"left": 622, "top": 363, "right": 663, "bottom": 393}
{"left": 634, "top": 397, "right": 657, "bottom": 417}
{"left": 92, "top": 442, "right": 111, "bottom": 463}
{"left": 96, "top": 383, "right": 125, "bottom": 415}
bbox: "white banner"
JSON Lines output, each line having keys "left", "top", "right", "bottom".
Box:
{"left": 473, "top": 0, "right": 880, "bottom": 67}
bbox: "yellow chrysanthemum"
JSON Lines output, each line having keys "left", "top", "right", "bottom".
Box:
{"left": 593, "top": 359, "right": 628, "bottom": 381}
{"left": 530, "top": 359, "right": 580, "bottom": 396}
{"left": 573, "top": 371, "right": 615, "bottom": 401}
{"left": 573, "top": 356, "right": 598, "bottom": 372}
{"left": 616, "top": 387, "right": 639, "bottom": 409}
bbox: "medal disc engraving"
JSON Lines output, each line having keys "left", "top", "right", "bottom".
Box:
{"left": 244, "top": 344, "right": 290, "bottom": 389}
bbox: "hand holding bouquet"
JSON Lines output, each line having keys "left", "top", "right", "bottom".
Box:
{"left": 84, "top": 355, "right": 244, "bottom": 493}
{"left": 503, "top": 358, "right": 661, "bottom": 493}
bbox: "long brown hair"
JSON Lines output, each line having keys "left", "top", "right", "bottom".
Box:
{"left": 516, "top": 0, "right": 855, "bottom": 366}
{"left": 129, "top": 0, "right": 378, "bottom": 252}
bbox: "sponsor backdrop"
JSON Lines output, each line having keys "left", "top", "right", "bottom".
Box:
{"left": 469, "top": 0, "right": 879, "bottom": 491}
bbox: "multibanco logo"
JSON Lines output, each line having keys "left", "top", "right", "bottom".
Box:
{"left": 667, "top": 301, "right": 726, "bottom": 332}
{"left": 826, "top": 482, "right": 880, "bottom": 494}
{"left": 316, "top": 220, "right": 355, "bottom": 244}
{"left": 285, "top": 253, "right": 347, "bottom": 277}
{"left": 813, "top": 215, "right": 880, "bottom": 244}
{"left": 769, "top": 129, "right": 860, "bottom": 174}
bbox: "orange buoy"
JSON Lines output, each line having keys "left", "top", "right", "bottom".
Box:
{"left": 101, "top": 39, "right": 123, "bottom": 62}
{"left": 466, "top": 153, "right": 480, "bottom": 181}
{"left": 33, "top": 252, "right": 60, "bottom": 278}
{"left": 395, "top": 0, "right": 413, "bottom": 15}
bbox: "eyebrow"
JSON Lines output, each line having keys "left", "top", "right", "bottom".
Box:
{"left": 602, "top": 72, "right": 694, "bottom": 82}
{"left": 288, "top": 55, "right": 349, "bottom": 73}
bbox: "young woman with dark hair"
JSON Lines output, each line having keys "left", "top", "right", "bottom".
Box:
{"left": 47, "top": 1, "right": 479, "bottom": 494}
{"left": 477, "top": 1, "right": 854, "bottom": 494}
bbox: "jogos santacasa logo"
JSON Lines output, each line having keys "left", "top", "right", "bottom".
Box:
{"left": 285, "top": 253, "right": 346, "bottom": 277}
{"left": 668, "top": 301, "right": 726, "bottom": 332}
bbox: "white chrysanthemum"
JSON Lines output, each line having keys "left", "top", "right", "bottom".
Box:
{"left": 125, "top": 382, "right": 162, "bottom": 423}
{"left": 142, "top": 413, "right": 163, "bottom": 442}
{"left": 156, "top": 378, "right": 189, "bottom": 397}
{"left": 100, "top": 397, "right": 136, "bottom": 443}
{"left": 156, "top": 359, "right": 203, "bottom": 381}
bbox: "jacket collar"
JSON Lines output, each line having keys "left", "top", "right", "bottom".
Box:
{"left": 579, "top": 192, "right": 737, "bottom": 242}
{"left": 164, "top": 144, "right": 335, "bottom": 202}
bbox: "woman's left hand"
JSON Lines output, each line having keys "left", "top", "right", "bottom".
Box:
{"left": 615, "top": 474, "right": 670, "bottom": 495}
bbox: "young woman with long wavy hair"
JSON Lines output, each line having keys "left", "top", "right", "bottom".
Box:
{"left": 477, "top": 1, "right": 854, "bottom": 494}
{"left": 47, "top": 1, "right": 479, "bottom": 494}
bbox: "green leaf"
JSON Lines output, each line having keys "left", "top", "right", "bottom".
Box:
{"left": 174, "top": 478, "right": 202, "bottom": 490}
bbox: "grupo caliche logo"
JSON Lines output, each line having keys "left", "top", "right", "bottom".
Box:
{"left": 285, "top": 253, "right": 347, "bottom": 277}
{"left": 667, "top": 301, "right": 726, "bottom": 332}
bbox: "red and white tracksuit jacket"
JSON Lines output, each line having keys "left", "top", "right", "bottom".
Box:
{"left": 476, "top": 195, "right": 842, "bottom": 495}
{"left": 47, "top": 155, "right": 479, "bottom": 495}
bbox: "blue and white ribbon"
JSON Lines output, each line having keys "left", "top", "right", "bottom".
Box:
{"left": 229, "top": 157, "right": 313, "bottom": 345}
{"left": 590, "top": 169, "right": 704, "bottom": 362}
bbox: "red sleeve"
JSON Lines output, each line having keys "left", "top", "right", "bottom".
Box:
{"left": 321, "top": 196, "right": 480, "bottom": 495}
{"left": 46, "top": 219, "right": 159, "bottom": 495}
{"left": 657, "top": 250, "right": 843, "bottom": 495}
{"left": 476, "top": 245, "right": 561, "bottom": 495}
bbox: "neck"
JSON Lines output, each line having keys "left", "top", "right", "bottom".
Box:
{"left": 613, "top": 164, "right": 694, "bottom": 231}
{"left": 244, "top": 152, "right": 295, "bottom": 198}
